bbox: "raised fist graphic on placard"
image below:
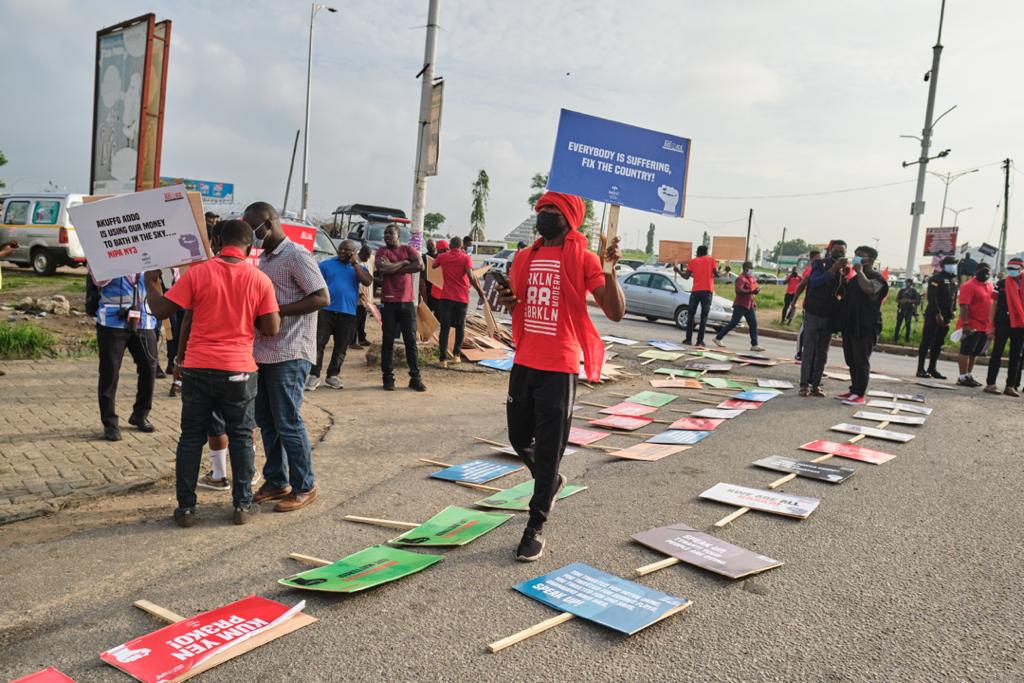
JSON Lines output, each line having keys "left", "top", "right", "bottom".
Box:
{"left": 657, "top": 185, "right": 680, "bottom": 213}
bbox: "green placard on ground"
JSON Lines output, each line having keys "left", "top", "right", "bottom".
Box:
{"left": 638, "top": 349, "right": 685, "bottom": 361}
{"left": 390, "top": 506, "right": 513, "bottom": 546}
{"left": 694, "top": 350, "right": 731, "bottom": 361}
{"left": 279, "top": 545, "right": 442, "bottom": 593}
{"left": 625, "top": 390, "right": 678, "bottom": 407}
{"left": 475, "top": 480, "right": 587, "bottom": 510}
{"left": 702, "top": 377, "right": 746, "bottom": 389}
{"left": 655, "top": 367, "right": 703, "bottom": 379}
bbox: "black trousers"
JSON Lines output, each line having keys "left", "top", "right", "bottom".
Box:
{"left": 685, "top": 290, "right": 713, "bottom": 344}
{"left": 894, "top": 309, "right": 914, "bottom": 342}
{"left": 355, "top": 304, "right": 368, "bottom": 344}
{"left": 506, "top": 364, "right": 576, "bottom": 530}
{"left": 843, "top": 332, "right": 876, "bottom": 396}
{"left": 438, "top": 299, "right": 468, "bottom": 361}
{"left": 165, "top": 310, "right": 183, "bottom": 370}
{"left": 917, "top": 315, "right": 949, "bottom": 371}
{"left": 781, "top": 293, "right": 796, "bottom": 323}
{"left": 986, "top": 325, "right": 1024, "bottom": 387}
{"left": 96, "top": 324, "right": 157, "bottom": 428}
{"left": 311, "top": 310, "right": 356, "bottom": 378}
{"left": 381, "top": 302, "right": 420, "bottom": 381}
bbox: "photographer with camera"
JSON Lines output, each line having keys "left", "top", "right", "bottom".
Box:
{"left": 86, "top": 272, "right": 159, "bottom": 441}
{"left": 798, "top": 240, "right": 848, "bottom": 397}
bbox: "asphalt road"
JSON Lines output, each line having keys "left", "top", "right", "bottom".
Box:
{"left": 1, "top": 312, "right": 1022, "bottom": 682}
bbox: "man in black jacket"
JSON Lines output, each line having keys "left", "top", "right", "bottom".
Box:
{"left": 916, "top": 255, "right": 958, "bottom": 379}
{"left": 799, "top": 240, "right": 848, "bottom": 397}
{"left": 837, "top": 246, "right": 888, "bottom": 405}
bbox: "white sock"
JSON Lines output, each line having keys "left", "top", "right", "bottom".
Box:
{"left": 959, "top": 373, "right": 969, "bottom": 381}
{"left": 210, "top": 449, "right": 228, "bottom": 479}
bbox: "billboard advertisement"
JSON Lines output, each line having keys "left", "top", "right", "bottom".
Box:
{"left": 160, "top": 177, "right": 235, "bottom": 204}
{"left": 923, "top": 227, "right": 957, "bottom": 256}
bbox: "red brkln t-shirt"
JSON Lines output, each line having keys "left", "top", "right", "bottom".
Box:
{"left": 166, "top": 246, "right": 279, "bottom": 372}
{"left": 688, "top": 255, "right": 717, "bottom": 293}
{"left": 957, "top": 277, "right": 995, "bottom": 333}
{"left": 513, "top": 246, "right": 604, "bottom": 374}
{"left": 434, "top": 248, "right": 473, "bottom": 303}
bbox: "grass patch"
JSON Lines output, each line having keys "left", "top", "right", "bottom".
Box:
{"left": 0, "top": 322, "right": 58, "bottom": 359}
{"left": 0, "top": 267, "right": 85, "bottom": 293}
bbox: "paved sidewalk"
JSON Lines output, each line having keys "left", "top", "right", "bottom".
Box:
{"left": 0, "top": 358, "right": 329, "bottom": 524}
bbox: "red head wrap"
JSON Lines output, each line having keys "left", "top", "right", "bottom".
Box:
{"left": 535, "top": 191, "right": 585, "bottom": 231}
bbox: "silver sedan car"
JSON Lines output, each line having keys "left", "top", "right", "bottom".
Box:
{"left": 620, "top": 270, "right": 735, "bottom": 329}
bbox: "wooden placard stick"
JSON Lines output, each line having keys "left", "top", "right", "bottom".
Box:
{"left": 578, "top": 400, "right": 612, "bottom": 409}
{"left": 289, "top": 553, "right": 331, "bottom": 567}
{"left": 640, "top": 357, "right": 658, "bottom": 366}
{"left": 473, "top": 437, "right": 508, "bottom": 448}
{"left": 456, "top": 481, "right": 503, "bottom": 492}
{"left": 134, "top": 600, "right": 185, "bottom": 624}
{"left": 685, "top": 397, "right": 721, "bottom": 406}
{"left": 343, "top": 515, "right": 419, "bottom": 530}
{"left": 601, "top": 204, "right": 620, "bottom": 275}
{"left": 634, "top": 556, "right": 681, "bottom": 576}
{"left": 488, "top": 612, "right": 576, "bottom": 653}
{"left": 418, "top": 458, "right": 453, "bottom": 468}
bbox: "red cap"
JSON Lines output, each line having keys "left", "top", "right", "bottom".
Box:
{"left": 1009, "top": 257, "right": 1023, "bottom": 267}
{"left": 435, "top": 239, "right": 449, "bottom": 250}
{"left": 535, "top": 191, "right": 586, "bottom": 230}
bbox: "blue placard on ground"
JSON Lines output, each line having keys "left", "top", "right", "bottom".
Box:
{"left": 547, "top": 109, "right": 691, "bottom": 217}
{"left": 479, "top": 357, "right": 514, "bottom": 371}
{"left": 429, "top": 460, "right": 520, "bottom": 484}
{"left": 515, "top": 562, "right": 690, "bottom": 635}
{"left": 732, "top": 390, "right": 779, "bottom": 402}
{"left": 646, "top": 430, "right": 712, "bottom": 445}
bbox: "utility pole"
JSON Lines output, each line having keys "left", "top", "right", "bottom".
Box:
{"left": 744, "top": 208, "right": 753, "bottom": 261}
{"left": 300, "top": 3, "right": 337, "bottom": 222}
{"left": 998, "top": 158, "right": 1012, "bottom": 272}
{"left": 778, "top": 225, "right": 787, "bottom": 273}
{"left": 282, "top": 129, "right": 300, "bottom": 215}
{"left": 903, "top": 0, "right": 947, "bottom": 275}
{"left": 410, "top": 0, "right": 441, "bottom": 241}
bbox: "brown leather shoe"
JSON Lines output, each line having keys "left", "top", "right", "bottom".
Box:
{"left": 984, "top": 385, "right": 1001, "bottom": 395}
{"left": 799, "top": 386, "right": 810, "bottom": 397}
{"left": 274, "top": 486, "right": 318, "bottom": 512}
{"left": 253, "top": 482, "right": 291, "bottom": 504}
{"left": 1005, "top": 386, "right": 1021, "bottom": 398}
{"left": 810, "top": 386, "right": 826, "bottom": 397}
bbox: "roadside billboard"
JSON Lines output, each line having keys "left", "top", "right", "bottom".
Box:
{"left": 659, "top": 239, "right": 692, "bottom": 264}
{"left": 923, "top": 227, "right": 957, "bottom": 256}
{"left": 711, "top": 235, "right": 746, "bottom": 262}
{"left": 160, "top": 177, "right": 235, "bottom": 204}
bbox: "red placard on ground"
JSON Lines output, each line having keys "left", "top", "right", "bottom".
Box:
{"left": 799, "top": 439, "right": 896, "bottom": 465}
{"left": 599, "top": 401, "right": 659, "bottom": 417}
{"left": 101, "top": 596, "right": 304, "bottom": 683}
{"left": 10, "top": 668, "right": 77, "bottom": 683}
{"left": 589, "top": 415, "right": 654, "bottom": 431}
{"left": 568, "top": 427, "right": 609, "bottom": 446}
{"left": 717, "top": 399, "right": 761, "bottom": 410}
{"left": 669, "top": 417, "right": 724, "bottom": 431}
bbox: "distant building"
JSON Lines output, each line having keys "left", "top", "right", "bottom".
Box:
{"left": 504, "top": 215, "right": 536, "bottom": 245}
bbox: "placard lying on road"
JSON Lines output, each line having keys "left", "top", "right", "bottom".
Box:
{"left": 607, "top": 443, "right": 690, "bottom": 461}
{"left": 279, "top": 545, "right": 442, "bottom": 593}
{"left": 752, "top": 455, "right": 856, "bottom": 484}
{"left": 866, "top": 400, "right": 933, "bottom": 415}
{"left": 699, "top": 483, "right": 820, "bottom": 519}
{"left": 10, "top": 668, "right": 76, "bottom": 683}
{"left": 478, "top": 357, "right": 515, "bottom": 371}
{"left": 650, "top": 378, "right": 703, "bottom": 389}
{"left": 732, "top": 390, "right": 779, "bottom": 402}
{"left": 686, "top": 361, "right": 734, "bottom": 372}
{"left": 830, "top": 422, "right": 914, "bottom": 443}
{"left": 718, "top": 399, "right": 761, "bottom": 410}
{"left": 758, "top": 379, "right": 794, "bottom": 389}
{"left": 654, "top": 367, "right": 702, "bottom": 378}
{"left": 638, "top": 349, "right": 685, "bottom": 362}
{"left": 601, "top": 335, "right": 639, "bottom": 346}
{"left": 590, "top": 414, "right": 653, "bottom": 431}
{"left": 490, "top": 446, "right": 578, "bottom": 457}
{"left": 852, "top": 411, "right": 927, "bottom": 426}
{"left": 475, "top": 480, "right": 586, "bottom": 510}
{"left": 514, "top": 562, "right": 691, "bottom": 635}
{"left": 669, "top": 417, "right": 724, "bottom": 431}
{"left": 701, "top": 377, "right": 745, "bottom": 390}
{"left": 691, "top": 408, "right": 744, "bottom": 419}
{"left": 866, "top": 390, "right": 925, "bottom": 403}
{"left": 624, "top": 391, "right": 678, "bottom": 407}
{"left": 568, "top": 427, "right": 610, "bottom": 445}
{"left": 429, "top": 460, "right": 522, "bottom": 484}
{"left": 646, "top": 430, "right": 711, "bottom": 445}
{"left": 648, "top": 340, "right": 687, "bottom": 351}
{"left": 101, "top": 596, "right": 308, "bottom": 682}
{"left": 600, "top": 401, "right": 659, "bottom": 417}
{"left": 68, "top": 185, "right": 209, "bottom": 281}
{"left": 916, "top": 379, "right": 955, "bottom": 390}
{"left": 390, "top": 506, "right": 513, "bottom": 546}
{"left": 799, "top": 439, "right": 896, "bottom": 465}
{"left": 632, "top": 523, "right": 783, "bottom": 579}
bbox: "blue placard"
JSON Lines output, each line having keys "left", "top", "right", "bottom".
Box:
{"left": 429, "top": 460, "right": 520, "bottom": 484}
{"left": 646, "top": 430, "right": 712, "bottom": 445}
{"left": 732, "top": 391, "right": 779, "bottom": 402}
{"left": 547, "top": 109, "right": 690, "bottom": 217}
{"left": 479, "top": 357, "right": 514, "bottom": 371}
{"left": 160, "top": 176, "right": 235, "bottom": 203}
{"left": 515, "top": 562, "right": 690, "bottom": 635}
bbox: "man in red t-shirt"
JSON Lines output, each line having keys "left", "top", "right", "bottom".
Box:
{"left": 144, "top": 220, "right": 280, "bottom": 528}
{"left": 497, "top": 191, "right": 624, "bottom": 562}
{"left": 674, "top": 244, "right": 719, "bottom": 346}
{"left": 781, "top": 267, "right": 802, "bottom": 324}
{"left": 375, "top": 224, "right": 425, "bottom": 391}
{"left": 955, "top": 262, "right": 995, "bottom": 387}
{"left": 432, "top": 236, "right": 485, "bottom": 366}
{"left": 713, "top": 261, "right": 765, "bottom": 351}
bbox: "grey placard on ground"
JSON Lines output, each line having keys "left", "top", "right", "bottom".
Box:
{"left": 852, "top": 411, "right": 927, "bottom": 426}
{"left": 752, "top": 455, "right": 856, "bottom": 484}
{"left": 632, "top": 523, "right": 783, "bottom": 579}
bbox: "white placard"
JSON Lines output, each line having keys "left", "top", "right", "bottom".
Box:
{"left": 830, "top": 422, "right": 914, "bottom": 443}
{"left": 865, "top": 400, "right": 932, "bottom": 415}
{"left": 852, "top": 411, "right": 927, "bottom": 425}
{"left": 699, "top": 482, "right": 820, "bottom": 519}
{"left": 68, "top": 184, "right": 207, "bottom": 281}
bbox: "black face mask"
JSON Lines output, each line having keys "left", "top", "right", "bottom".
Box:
{"left": 536, "top": 212, "right": 564, "bottom": 240}
{"left": 830, "top": 250, "right": 845, "bottom": 261}
{"left": 977, "top": 272, "right": 991, "bottom": 283}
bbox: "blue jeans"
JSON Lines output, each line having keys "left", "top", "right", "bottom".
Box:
{"left": 176, "top": 368, "right": 258, "bottom": 508}
{"left": 256, "top": 359, "right": 314, "bottom": 493}
{"left": 715, "top": 305, "right": 758, "bottom": 345}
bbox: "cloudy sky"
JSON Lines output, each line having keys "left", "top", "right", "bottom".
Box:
{"left": 2, "top": 0, "right": 1022, "bottom": 267}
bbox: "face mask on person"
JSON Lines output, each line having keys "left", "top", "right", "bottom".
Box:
{"left": 743, "top": 268, "right": 753, "bottom": 275}
{"left": 831, "top": 249, "right": 844, "bottom": 260}
{"left": 536, "top": 212, "right": 565, "bottom": 239}
{"left": 1009, "top": 267, "right": 1022, "bottom": 278}
{"left": 976, "top": 271, "right": 991, "bottom": 282}
{"left": 943, "top": 264, "right": 956, "bottom": 275}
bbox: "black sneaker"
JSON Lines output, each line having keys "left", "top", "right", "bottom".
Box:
{"left": 515, "top": 527, "right": 545, "bottom": 562}
{"left": 383, "top": 380, "right": 396, "bottom": 391}
{"left": 233, "top": 503, "right": 259, "bottom": 525}
{"left": 916, "top": 369, "right": 930, "bottom": 378}
{"left": 957, "top": 376, "right": 982, "bottom": 388}
{"left": 103, "top": 425, "right": 123, "bottom": 442}
{"left": 928, "top": 369, "right": 947, "bottom": 380}
{"left": 409, "top": 377, "right": 427, "bottom": 392}
{"left": 155, "top": 367, "right": 167, "bottom": 379}
{"left": 128, "top": 415, "right": 155, "bottom": 432}
{"left": 173, "top": 507, "right": 195, "bottom": 528}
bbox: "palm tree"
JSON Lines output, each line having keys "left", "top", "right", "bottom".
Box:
{"left": 469, "top": 169, "right": 489, "bottom": 242}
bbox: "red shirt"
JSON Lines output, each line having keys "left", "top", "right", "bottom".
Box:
{"left": 513, "top": 246, "right": 604, "bottom": 374}
{"left": 434, "top": 248, "right": 473, "bottom": 303}
{"left": 785, "top": 273, "right": 802, "bottom": 294}
{"left": 688, "top": 255, "right": 717, "bottom": 293}
{"left": 376, "top": 245, "right": 420, "bottom": 303}
{"left": 957, "top": 277, "right": 995, "bottom": 333}
{"left": 166, "top": 247, "right": 279, "bottom": 372}
{"left": 733, "top": 273, "right": 759, "bottom": 309}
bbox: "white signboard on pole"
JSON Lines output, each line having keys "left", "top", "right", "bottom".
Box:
{"left": 69, "top": 184, "right": 207, "bottom": 281}
{"left": 699, "top": 482, "right": 820, "bottom": 519}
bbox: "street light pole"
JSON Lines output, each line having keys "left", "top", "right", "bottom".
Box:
{"left": 903, "top": 0, "right": 947, "bottom": 275}
{"left": 947, "top": 206, "right": 971, "bottom": 226}
{"left": 927, "top": 168, "right": 978, "bottom": 225}
{"left": 410, "top": 0, "right": 441, "bottom": 240}
{"left": 300, "top": 3, "right": 336, "bottom": 222}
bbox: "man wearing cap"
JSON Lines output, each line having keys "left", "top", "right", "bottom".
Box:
{"left": 497, "top": 191, "right": 624, "bottom": 562}
{"left": 917, "top": 256, "right": 958, "bottom": 378}
{"left": 955, "top": 262, "right": 995, "bottom": 387}
{"left": 984, "top": 257, "right": 1024, "bottom": 396}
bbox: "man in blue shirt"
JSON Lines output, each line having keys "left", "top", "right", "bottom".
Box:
{"left": 86, "top": 273, "right": 159, "bottom": 441}
{"left": 307, "top": 239, "right": 372, "bottom": 390}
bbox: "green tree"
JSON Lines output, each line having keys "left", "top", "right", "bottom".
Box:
{"left": 528, "top": 173, "right": 547, "bottom": 209}
{"left": 0, "top": 150, "right": 7, "bottom": 190}
{"left": 770, "top": 238, "right": 811, "bottom": 262}
{"left": 645, "top": 223, "right": 656, "bottom": 258}
{"left": 424, "top": 212, "right": 446, "bottom": 233}
{"left": 469, "top": 169, "right": 489, "bottom": 242}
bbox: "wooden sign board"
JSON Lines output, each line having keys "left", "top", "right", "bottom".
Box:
{"left": 658, "top": 240, "right": 692, "bottom": 264}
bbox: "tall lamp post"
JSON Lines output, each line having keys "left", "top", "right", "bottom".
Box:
{"left": 946, "top": 205, "right": 971, "bottom": 226}
{"left": 927, "top": 168, "right": 978, "bottom": 226}
{"left": 300, "top": 3, "right": 337, "bottom": 222}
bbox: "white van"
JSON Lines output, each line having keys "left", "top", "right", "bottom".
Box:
{"left": 0, "top": 193, "right": 88, "bottom": 275}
